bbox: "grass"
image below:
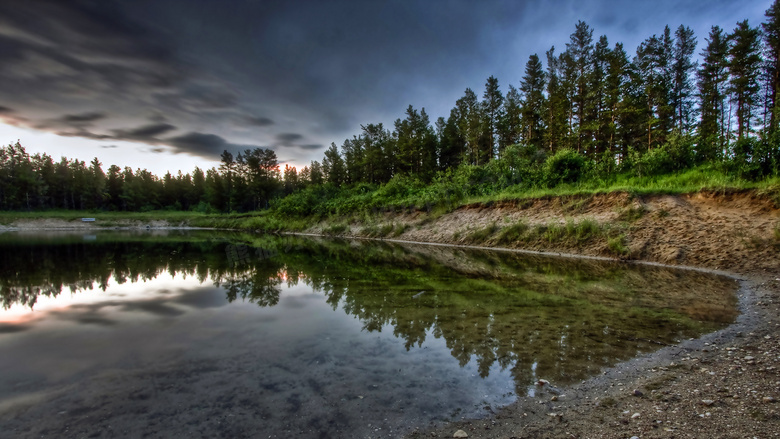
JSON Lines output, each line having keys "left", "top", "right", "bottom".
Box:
{"left": 465, "top": 222, "right": 499, "bottom": 243}
{"left": 496, "top": 220, "right": 530, "bottom": 244}
{"left": 392, "top": 223, "right": 408, "bottom": 237}
{"left": 471, "top": 166, "right": 780, "bottom": 206}
{"left": 323, "top": 222, "right": 348, "bottom": 236}
{"left": 465, "top": 217, "right": 629, "bottom": 256}
{"left": 607, "top": 234, "right": 629, "bottom": 256}
{"left": 617, "top": 205, "right": 646, "bottom": 222}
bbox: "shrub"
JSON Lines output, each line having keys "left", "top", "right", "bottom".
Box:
{"left": 544, "top": 148, "right": 587, "bottom": 186}
{"left": 632, "top": 146, "right": 673, "bottom": 177}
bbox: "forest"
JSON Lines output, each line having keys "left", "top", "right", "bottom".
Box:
{"left": 2, "top": 4, "right": 780, "bottom": 215}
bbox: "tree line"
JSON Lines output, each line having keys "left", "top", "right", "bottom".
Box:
{"left": 317, "top": 7, "right": 780, "bottom": 186}
{"left": 2, "top": 4, "right": 780, "bottom": 213}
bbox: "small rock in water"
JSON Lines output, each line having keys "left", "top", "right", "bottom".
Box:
{"left": 631, "top": 413, "right": 641, "bottom": 419}
{"left": 744, "top": 356, "right": 755, "bottom": 361}
{"left": 537, "top": 379, "right": 550, "bottom": 386}
{"left": 633, "top": 389, "right": 644, "bottom": 397}
{"left": 453, "top": 430, "right": 468, "bottom": 438}
{"left": 763, "top": 396, "right": 777, "bottom": 403}
{"left": 551, "top": 395, "right": 558, "bottom": 401}
{"left": 701, "top": 399, "right": 715, "bottom": 406}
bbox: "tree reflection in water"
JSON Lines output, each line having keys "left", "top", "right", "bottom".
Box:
{"left": 0, "top": 231, "right": 738, "bottom": 390}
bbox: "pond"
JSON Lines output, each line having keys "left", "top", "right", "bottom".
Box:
{"left": 0, "top": 231, "right": 738, "bottom": 438}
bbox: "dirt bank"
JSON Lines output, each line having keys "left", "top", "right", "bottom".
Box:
{"left": 302, "top": 190, "right": 780, "bottom": 438}
{"left": 312, "top": 190, "right": 780, "bottom": 273}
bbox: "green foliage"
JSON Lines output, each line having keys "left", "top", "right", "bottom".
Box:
{"left": 618, "top": 205, "right": 646, "bottom": 222}
{"left": 607, "top": 234, "right": 629, "bottom": 256}
{"left": 391, "top": 223, "right": 409, "bottom": 237}
{"left": 323, "top": 222, "right": 348, "bottom": 236}
{"left": 543, "top": 148, "right": 587, "bottom": 186}
{"left": 496, "top": 221, "right": 530, "bottom": 244}
{"left": 465, "top": 223, "right": 499, "bottom": 243}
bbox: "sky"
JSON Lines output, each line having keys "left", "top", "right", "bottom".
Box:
{"left": 0, "top": 0, "right": 770, "bottom": 175}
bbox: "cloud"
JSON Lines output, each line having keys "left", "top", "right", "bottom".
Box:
{"left": 35, "top": 111, "right": 108, "bottom": 131}
{"left": 165, "top": 131, "right": 259, "bottom": 159}
{"left": 111, "top": 123, "right": 177, "bottom": 142}
{"left": 298, "top": 144, "right": 323, "bottom": 150}
{"left": 55, "top": 129, "right": 112, "bottom": 140}
{"left": 241, "top": 116, "right": 275, "bottom": 127}
{"left": 60, "top": 111, "right": 107, "bottom": 124}
{"left": 276, "top": 133, "right": 304, "bottom": 145}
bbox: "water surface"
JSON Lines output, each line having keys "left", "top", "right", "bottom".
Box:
{"left": 0, "top": 231, "right": 738, "bottom": 438}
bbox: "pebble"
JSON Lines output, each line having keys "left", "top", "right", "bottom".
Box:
{"left": 631, "top": 413, "right": 641, "bottom": 419}
{"left": 453, "top": 430, "right": 468, "bottom": 438}
{"left": 763, "top": 396, "right": 777, "bottom": 403}
{"left": 701, "top": 400, "right": 715, "bottom": 406}
{"left": 633, "top": 389, "right": 644, "bottom": 397}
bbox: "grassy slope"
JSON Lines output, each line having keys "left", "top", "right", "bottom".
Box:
{"left": 1, "top": 166, "right": 778, "bottom": 235}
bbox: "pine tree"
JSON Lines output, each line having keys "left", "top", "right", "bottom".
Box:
{"left": 671, "top": 25, "right": 697, "bottom": 133}
{"left": 590, "top": 35, "right": 610, "bottom": 154}
{"left": 728, "top": 20, "right": 763, "bottom": 140}
{"left": 218, "top": 150, "right": 235, "bottom": 212}
{"left": 439, "top": 107, "right": 466, "bottom": 170}
{"left": 544, "top": 47, "right": 569, "bottom": 152}
{"left": 519, "top": 54, "right": 546, "bottom": 148}
{"left": 697, "top": 26, "right": 730, "bottom": 158}
{"left": 635, "top": 28, "right": 674, "bottom": 150}
{"left": 455, "top": 88, "right": 484, "bottom": 165}
{"left": 567, "top": 21, "right": 594, "bottom": 152}
{"left": 322, "top": 143, "right": 346, "bottom": 185}
{"left": 605, "top": 43, "right": 631, "bottom": 156}
{"left": 763, "top": 0, "right": 780, "bottom": 134}
{"left": 499, "top": 84, "right": 523, "bottom": 149}
{"left": 482, "top": 76, "right": 504, "bottom": 159}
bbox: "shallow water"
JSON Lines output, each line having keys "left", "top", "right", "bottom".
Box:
{"left": 0, "top": 231, "right": 738, "bottom": 438}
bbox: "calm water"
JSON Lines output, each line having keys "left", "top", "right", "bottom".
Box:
{"left": 0, "top": 231, "right": 738, "bottom": 438}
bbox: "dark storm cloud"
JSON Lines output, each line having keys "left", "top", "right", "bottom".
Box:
{"left": 0, "top": 1, "right": 183, "bottom": 101}
{"left": 299, "top": 144, "right": 324, "bottom": 151}
{"left": 111, "top": 123, "right": 177, "bottom": 142}
{"left": 60, "top": 112, "right": 107, "bottom": 124}
{"left": 55, "top": 129, "right": 112, "bottom": 141}
{"left": 276, "top": 133, "right": 304, "bottom": 144}
{"left": 241, "top": 116, "right": 275, "bottom": 127}
{"left": 35, "top": 111, "right": 109, "bottom": 131}
{"left": 165, "top": 132, "right": 259, "bottom": 159}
